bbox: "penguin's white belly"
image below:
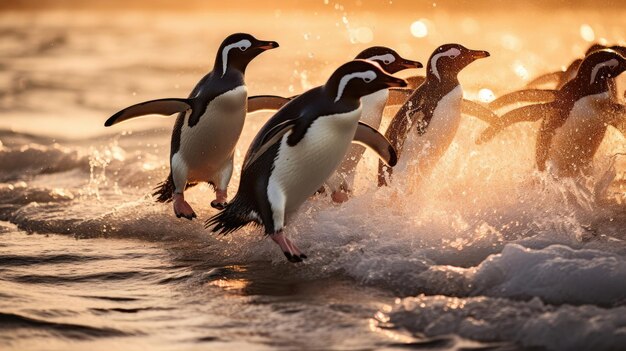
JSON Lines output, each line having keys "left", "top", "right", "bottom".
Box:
{"left": 269, "top": 108, "right": 362, "bottom": 214}
{"left": 330, "top": 90, "right": 389, "bottom": 190}
{"left": 177, "top": 86, "right": 247, "bottom": 181}
{"left": 401, "top": 85, "right": 463, "bottom": 174}
{"left": 549, "top": 92, "right": 609, "bottom": 175}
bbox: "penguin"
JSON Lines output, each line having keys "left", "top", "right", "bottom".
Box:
{"left": 487, "top": 44, "right": 625, "bottom": 111}
{"left": 478, "top": 45, "right": 626, "bottom": 143}
{"left": 527, "top": 49, "right": 626, "bottom": 177}
{"left": 104, "top": 33, "right": 279, "bottom": 219}
{"left": 481, "top": 49, "right": 626, "bottom": 178}
{"left": 205, "top": 60, "right": 405, "bottom": 262}
{"left": 377, "top": 44, "right": 493, "bottom": 188}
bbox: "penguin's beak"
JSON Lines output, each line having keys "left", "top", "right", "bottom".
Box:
{"left": 257, "top": 41, "right": 280, "bottom": 51}
{"left": 469, "top": 49, "right": 490, "bottom": 60}
{"left": 399, "top": 58, "right": 424, "bottom": 69}
{"left": 382, "top": 75, "right": 408, "bottom": 88}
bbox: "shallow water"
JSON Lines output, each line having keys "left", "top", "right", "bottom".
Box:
{"left": 1, "top": 4, "right": 626, "bottom": 351}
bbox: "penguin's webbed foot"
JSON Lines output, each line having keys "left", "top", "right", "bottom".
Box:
{"left": 211, "top": 189, "right": 228, "bottom": 210}
{"left": 210, "top": 200, "right": 228, "bottom": 210}
{"left": 284, "top": 252, "right": 306, "bottom": 263}
{"left": 271, "top": 232, "right": 307, "bottom": 263}
{"left": 173, "top": 193, "right": 197, "bottom": 220}
{"left": 331, "top": 190, "right": 350, "bottom": 203}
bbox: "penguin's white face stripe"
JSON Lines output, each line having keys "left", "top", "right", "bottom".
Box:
{"left": 335, "top": 70, "right": 377, "bottom": 102}
{"left": 430, "top": 48, "right": 461, "bottom": 81}
{"left": 222, "top": 39, "right": 252, "bottom": 76}
{"left": 367, "top": 53, "right": 396, "bottom": 65}
{"left": 589, "top": 59, "right": 618, "bottom": 84}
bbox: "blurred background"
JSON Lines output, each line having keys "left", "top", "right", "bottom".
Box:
{"left": 1, "top": 0, "right": 624, "bottom": 138}
{"left": 1, "top": 2, "right": 626, "bottom": 351}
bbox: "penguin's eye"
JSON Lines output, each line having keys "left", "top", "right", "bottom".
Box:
{"left": 363, "top": 77, "right": 373, "bottom": 83}
{"left": 383, "top": 60, "right": 391, "bottom": 64}
{"left": 239, "top": 46, "right": 248, "bottom": 51}
{"left": 450, "top": 54, "right": 458, "bottom": 59}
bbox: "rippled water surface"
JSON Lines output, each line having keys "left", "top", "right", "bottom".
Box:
{"left": 1, "top": 3, "right": 626, "bottom": 351}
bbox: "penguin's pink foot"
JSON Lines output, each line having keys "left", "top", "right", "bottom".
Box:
{"left": 173, "top": 193, "right": 197, "bottom": 220}
{"left": 210, "top": 189, "right": 228, "bottom": 210}
{"left": 331, "top": 190, "right": 349, "bottom": 203}
{"left": 271, "top": 232, "right": 307, "bottom": 263}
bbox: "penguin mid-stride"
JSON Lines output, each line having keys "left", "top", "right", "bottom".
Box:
{"left": 486, "top": 44, "right": 625, "bottom": 112}
{"left": 104, "top": 33, "right": 279, "bottom": 219}
{"left": 206, "top": 60, "right": 405, "bottom": 262}
{"left": 478, "top": 49, "right": 626, "bottom": 178}
{"left": 377, "top": 43, "right": 494, "bottom": 188}
{"left": 478, "top": 45, "right": 626, "bottom": 144}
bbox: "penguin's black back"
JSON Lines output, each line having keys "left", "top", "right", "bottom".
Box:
{"left": 244, "top": 86, "right": 359, "bottom": 159}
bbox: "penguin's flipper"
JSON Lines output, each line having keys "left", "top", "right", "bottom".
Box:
{"left": 352, "top": 121, "right": 398, "bottom": 167}
{"left": 104, "top": 98, "right": 193, "bottom": 126}
{"left": 378, "top": 106, "right": 424, "bottom": 186}
{"left": 535, "top": 108, "right": 564, "bottom": 172}
{"left": 477, "top": 102, "right": 555, "bottom": 144}
{"left": 461, "top": 99, "right": 500, "bottom": 125}
{"left": 525, "top": 71, "right": 563, "bottom": 88}
{"left": 406, "top": 75, "right": 426, "bottom": 89}
{"left": 247, "top": 95, "right": 293, "bottom": 113}
{"left": 388, "top": 88, "right": 414, "bottom": 106}
{"left": 489, "top": 89, "right": 558, "bottom": 110}
{"left": 244, "top": 119, "right": 296, "bottom": 168}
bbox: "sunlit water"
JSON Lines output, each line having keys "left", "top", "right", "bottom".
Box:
{"left": 1, "top": 5, "right": 626, "bottom": 351}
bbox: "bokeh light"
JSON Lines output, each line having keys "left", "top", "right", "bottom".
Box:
{"left": 410, "top": 20, "right": 428, "bottom": 38}
{"left": 354, "top": 26, "right": 373, "bottom": 43}
{"left": 579, "top": 24, "right": 595, "bottom": 42}
{"left": 478, "top": 88, "right": 495, "bottom": 103}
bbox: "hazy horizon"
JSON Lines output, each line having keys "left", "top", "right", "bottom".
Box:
{"left": 3, "top": 0, "right": 626, "bottom": 12}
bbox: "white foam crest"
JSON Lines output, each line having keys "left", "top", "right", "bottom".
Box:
{"left": 382, "top": 294, "right": 626, "bottom": 351}
{"left": 472, "top": 243, "right": 626, "bottom": 304}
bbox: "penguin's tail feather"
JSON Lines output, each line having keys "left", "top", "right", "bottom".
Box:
{"left": 205, "top": 196, "right": 259, "bottom": 235}
{"left": 152, "top": 174, "right": 197, "bottom": 203}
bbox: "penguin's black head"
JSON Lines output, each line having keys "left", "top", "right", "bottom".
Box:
{"left": 608, "top": 45, "right": 626, "bottom": 57}
{"left": 355, "top": 46, "right": 423, "bottom": 74}
{"left": 326, "top": 60, "right": 407, "bottom": 103}
{"left": 426, "top": 43, "right": 490, "bottom": 81}
{"left": 215, "top": 33, "right": 279, "bottom": 76}
{"left": 585, "top": 43, "right": 608, "bottom": 56}
{"left": 578, "top": 49, "right": 626, "bottom": 85}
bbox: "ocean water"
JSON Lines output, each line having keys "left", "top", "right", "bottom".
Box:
{"left": 1, "top": 5, "right": 626, "bottom": 351}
